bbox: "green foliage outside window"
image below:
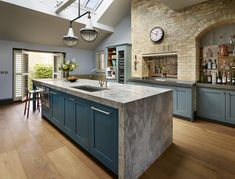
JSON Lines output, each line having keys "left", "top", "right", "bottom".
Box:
{"left": 29, "top": 64, "right": 53, "bottom": 90}
{"left": 33, "top": 64, "right": 53, "bottom": 78}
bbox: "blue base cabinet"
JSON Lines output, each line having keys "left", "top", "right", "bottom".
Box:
{"left": 197, "top": 87, "right": 235, "bottom": 125}
{"left": 90, "top": 103, "right": 118, "bottom": 174}
{"left": 197, "top": 88, "right": 226, "bottom": 122}
{"left": 63, "top": 95, "right": 76, "bottom": 138}
{"left": 128, "top": 82, "right": 194, "bottom": 120}
{"left": 50, "top": 90, "right": 63, "bottom": 128}
{"left": 42, "top": 89, "right": 118, "bottom": 174}
{"left": 173, "top": 87, "right": 193, "bottom": 119}
{"left": 226, "top": 91, "right": 235, "bottom": 123}
{"left": 74, "top": 98, "right": 90, "bottom": 150}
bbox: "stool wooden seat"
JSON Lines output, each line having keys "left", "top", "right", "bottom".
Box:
{"left": 24, "top": 89, "right": 43, "bottom": 118}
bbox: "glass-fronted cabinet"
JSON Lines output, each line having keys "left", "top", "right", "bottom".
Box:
{"left": 105, "top": 44, "right": 131, "bottom": 83}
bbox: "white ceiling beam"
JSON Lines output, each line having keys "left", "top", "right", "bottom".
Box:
{"left": 55, "top": 0, "right": 76, "bottom": 14}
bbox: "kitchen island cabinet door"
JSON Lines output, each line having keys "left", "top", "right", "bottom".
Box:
{"left": 50, "top": 90, "right": 63, "bottom": 128}
{"left": 74, "top": 98, "right": 90, "bottom": 150}
{"left": 197, "top": 88, "right": 226, "bottom": 122}
{"left": 90, "top": 103, "right": 118, "bottom": 174}
{"left": 226, "top": 91, "right": 235, "bottom": 124}
{"left": 63, "top": 95, "right": 76, "bottom": 138}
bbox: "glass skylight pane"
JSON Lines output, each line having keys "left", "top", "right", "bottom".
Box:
{"left": 80, "top": 0, "right": 86, "bottom": 5}
{"left": 85, "top": 0, "right": 102, "bottom": 10}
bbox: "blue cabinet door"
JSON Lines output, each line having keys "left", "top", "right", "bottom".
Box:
{"left": 50, "top": 90, "right": 63, "bottom": 127}
{"left": 90, "top": 103, "right": 118, "bottom": 174}
{"left": 74, "top": 98, "right": 90, "bottom": 150}
{"left": 63, "top": 95, "right": 76, "bottom": 138}
{"left": 173, "top": 87, "right": 192, "bottom": 119}
{"left": 226, "top": 91, "right": 235, "bottom": 124}
{"left": 197, "top": 88, "right": 226, "bottom": 122}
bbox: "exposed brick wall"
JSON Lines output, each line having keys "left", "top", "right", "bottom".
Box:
{"left": 131, "top": 0, "right": 235, "bottom": 81}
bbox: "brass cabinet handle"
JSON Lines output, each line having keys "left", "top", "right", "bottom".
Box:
{"left": 91, "top": 107, "right": 111, "bottom": 115}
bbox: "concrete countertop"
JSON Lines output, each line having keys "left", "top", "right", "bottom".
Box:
{"left": 196, "top": 83, "right": 235, "bottom": 90}
{"left": 129, "top": 77, "right": 196, "bottom": 88}
{"left": 33, "top": 78, "right": 171, "bottom": 109}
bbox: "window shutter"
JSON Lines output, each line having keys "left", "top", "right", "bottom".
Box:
{"left": 21, "top": 52, "right": 29, "bottom": 101}
{"left": 14, "top": 50, "right": 22, "bottom": 100}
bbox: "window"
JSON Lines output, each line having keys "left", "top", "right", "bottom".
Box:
{"left": 96, "top": 50, "right": 105, "bottom": 72}
{"left": 84, "top": 0, "right": 103, "bottom": 11}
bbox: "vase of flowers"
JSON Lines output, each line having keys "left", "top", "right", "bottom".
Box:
{"left": 59, "top": 60, "right": 78, "bottom": 78}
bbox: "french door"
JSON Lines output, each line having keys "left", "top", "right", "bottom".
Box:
{"left": 13, "top": 50, "right": 64, "bottom": 101}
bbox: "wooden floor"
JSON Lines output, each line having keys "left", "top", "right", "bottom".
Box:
{"left": 0, "top": 103, "right": 235, "bottom": 179}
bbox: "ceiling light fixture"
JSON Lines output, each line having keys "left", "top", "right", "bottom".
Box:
{"left": 63, "top": 0, "right": 98, "bottom": 47}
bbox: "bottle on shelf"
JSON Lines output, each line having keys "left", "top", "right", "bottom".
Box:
{"left": 200, "top": 70, "right": 205, "bottom": 83}
{"left": 227, "top": 71, "right": 231, "bottom": 84}
{"left": 212, "top": 59, "right": 217, "bottom": 69}
{"left": 201, "top": 60, "right": 207, "bottom": 69}
{"left": 207, "top": 71, "right": 212, "bottom": 83}
{"left": 232, "top": 72, "right": 235, "bottom": 85}
{"left": 207, "top": 59, "right": 212, "bottom": 69}
{"left": 212, "top": 72, "right": 217, "bottom": 84}
{"left": 222, "top": 71, "right": 227, "bottom": 84}
{"left": 217, "top": 71, "right": 222, "bottom": 84}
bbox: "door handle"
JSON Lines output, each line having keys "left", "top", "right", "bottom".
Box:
{"left": 91, "top": 107, "right": 111, "bottom": 115}
{"left": 50, "top": 92, "right": 57, "bottom": 95}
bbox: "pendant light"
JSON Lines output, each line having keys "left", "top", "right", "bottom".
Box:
{"left": 63, "top": 22, "right": 79, "bottom": 47}
{"left": 80, "top": 13, "right": 98, "bottom": 42}
{"left": 63, "top": 0, "right": 98, "bottom": 47}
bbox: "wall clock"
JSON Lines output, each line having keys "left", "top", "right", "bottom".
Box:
{"left": 149, "top": 27, "right": 164, "bottom": 43}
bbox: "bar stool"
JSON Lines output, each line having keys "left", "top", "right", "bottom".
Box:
{"left": 24, "top": 89, "right": 43, "bottom": 118}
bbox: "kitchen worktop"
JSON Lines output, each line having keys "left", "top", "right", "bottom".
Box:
{"left": 33, "top": 78, "right": 171, "bottom": 109}
{"left": 196, "top": 82, "right": 235, "bottom": 90}
{"left": 33, "top": 78, "right": 173, "bottom": 179}
{"left": 129, "top": 77, "right": 196, "bottom": 87}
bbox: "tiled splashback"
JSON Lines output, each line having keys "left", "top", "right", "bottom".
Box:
{"left": 145, "top": 55, "right": 177, "bottom": 78}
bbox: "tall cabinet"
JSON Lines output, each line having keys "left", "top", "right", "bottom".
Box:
{"left": 105, "top": 44, "right": 131, "bottom": 83}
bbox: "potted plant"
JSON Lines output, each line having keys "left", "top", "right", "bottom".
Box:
{"left": 59, "top": 60, "right": 78, "bottom": 78}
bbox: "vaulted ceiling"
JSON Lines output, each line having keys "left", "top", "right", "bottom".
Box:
{"left": 0, "top": 0, "right": 130, "bottom": 49}
{"left": 0, "top": 0, "right": 208, "bottom": 49}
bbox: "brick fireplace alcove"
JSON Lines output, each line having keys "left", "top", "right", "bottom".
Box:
{"left": 131, "top": 0, "right": 235, "bottom": 81}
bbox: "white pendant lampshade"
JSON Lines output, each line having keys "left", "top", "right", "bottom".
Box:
{"left": 63, "top": 25, "right": 79, "bottom": 47}
{"left": 80, "top": 15, "right": 98, "bottom": 42}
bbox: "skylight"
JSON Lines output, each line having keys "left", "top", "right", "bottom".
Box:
{"left": 84, "top": 0, "right": 103, "bottom": 11}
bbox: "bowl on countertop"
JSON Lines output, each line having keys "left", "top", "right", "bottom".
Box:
{"left": 67, "top": 76, "right": 78, "bottom": 82}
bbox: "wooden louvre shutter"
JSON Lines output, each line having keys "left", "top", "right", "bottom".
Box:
{"left": 14, "top": 50, "right": 22, "bottom": 101}
{"left": 21, "top": 52, "right": 29, "bottom": 101}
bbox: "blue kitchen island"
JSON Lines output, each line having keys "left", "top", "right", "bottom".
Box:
{"left": 33, "top": 79, "right": 173, "bottom": 179}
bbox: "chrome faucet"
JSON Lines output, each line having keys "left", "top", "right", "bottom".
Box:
{"left": 99, "top": 80, "right": 108, "bottom": 88}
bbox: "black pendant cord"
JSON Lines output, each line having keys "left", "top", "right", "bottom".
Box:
{"left": 70, "top": 0, "right": 90, "bottom": 24}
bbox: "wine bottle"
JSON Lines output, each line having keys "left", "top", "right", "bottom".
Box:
{"left": 207, "top": 59, "right": 212, "bottom": 69}
{"left": 222, "top": 71, "right": 227, "bottom": 84}
{"left": 207, "top": 71, "right": 212, "bottom": 83}
{"left": 217, "top": 71, "right": 222, "bottom": 84}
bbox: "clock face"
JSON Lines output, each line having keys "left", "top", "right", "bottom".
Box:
{"left": 150, "top": 27, "right": 164, "bottom": 43}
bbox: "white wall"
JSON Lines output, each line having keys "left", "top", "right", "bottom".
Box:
{"left": 0, "top": 39, "right": 94, "bottom": 100}
{"left": 95, "top": 13, "right": 131, "bottom": 51}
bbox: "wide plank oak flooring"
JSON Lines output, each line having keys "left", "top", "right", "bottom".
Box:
{"left": 0, "top": 103, "right": 235, "bottom": 179}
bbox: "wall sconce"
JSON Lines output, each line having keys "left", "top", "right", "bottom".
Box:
{"left": 63, "top": 0, "right": 98, "bottom": 47}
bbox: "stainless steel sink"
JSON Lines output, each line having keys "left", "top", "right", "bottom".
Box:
{"left": 71, "top": 85, "right": 108, "bottom": 92}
